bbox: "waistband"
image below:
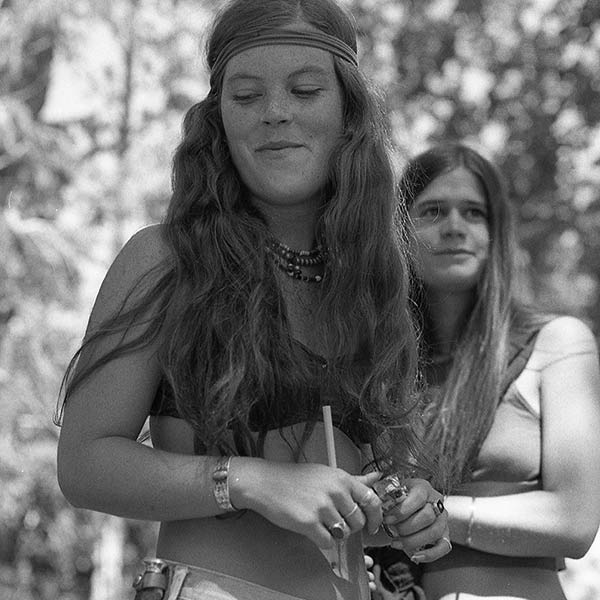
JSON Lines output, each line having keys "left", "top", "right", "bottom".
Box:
{"left": 138, "top": 559, "right": 308, "bottom": 600}
{"left": 423, "top": 544, "right": 565, "bottom": 573}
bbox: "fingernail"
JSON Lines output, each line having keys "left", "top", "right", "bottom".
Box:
{"left": 410, "top": 554, "right": 425, "bottom": 563}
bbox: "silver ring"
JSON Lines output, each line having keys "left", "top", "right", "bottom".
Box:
{"left": 441, "top": 536, "right": 452, "bottom": 551}
{"left": 329, "top": 520, "right": 349, "bottom": 540}
{"left": 429, "top": 498, "right": 445, "bottom": 517}
{"left": 343, "top": 503, "right": 359, "bottom": 520}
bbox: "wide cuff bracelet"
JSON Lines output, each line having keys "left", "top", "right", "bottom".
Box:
{"left": 212, "top": 456, "right": 236, "bottom": 512}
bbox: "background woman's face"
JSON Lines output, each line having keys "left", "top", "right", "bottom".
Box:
{"left": 220, "top": 41, "right": 344, "bottom": 212}
{"left": 409, "top": 167, "right": 490, "bottom": 294}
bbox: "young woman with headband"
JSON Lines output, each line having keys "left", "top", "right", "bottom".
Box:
{"left": 55, "top": 2, "right": 450, "bottom": 599}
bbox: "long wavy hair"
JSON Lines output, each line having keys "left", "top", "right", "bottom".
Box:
{"left": 400, "top": 143, "right": 543, "bottom": 490}
{"left": 58, "top": 0, "right": 423, "bottom": 471}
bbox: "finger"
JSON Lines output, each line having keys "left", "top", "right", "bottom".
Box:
{"left": 396, "top": 514, "right": 448, "bottom": 556}
{"left": 314, "top": 523, "right": 337, "bottom": 549}
{"left": 385, "top": 502, "right": 436, "bottom": 536}
{"left": 355, "top": 471, "right": 384, "bottom": 487}
{"left": 352, "top": 484, "right": 382, "bottom": 535}
{"left": 340, "top": 502, "right": 366, "bottom": 532}
{"left": 407, "top": 533, "right": 452, "bottom": 564}
{"left": 389, "top": 478, "right": 431, "bottom": 519}
{"left": 326, "top": 518, "right": 352, "bottom": 541}
{"left": 388, "top": 494, "right": 446, "bottom": 536}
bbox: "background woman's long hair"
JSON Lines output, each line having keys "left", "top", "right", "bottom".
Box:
{"left": 58, "top": 0, "right": 423, "bottom": 472}
{"left": 401, "top": 143, "right": 542, "bottom": 491}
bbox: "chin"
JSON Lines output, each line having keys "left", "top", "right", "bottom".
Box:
{"left": 424, "top": 275, "right": 480, "bottom": 294}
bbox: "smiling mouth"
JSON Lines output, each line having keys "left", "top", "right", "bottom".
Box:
{"left": 434, "top": 249, "right": 474, "bottom": 256}
{"left": 256, "top": 142, "right": 304, "bottom": 152}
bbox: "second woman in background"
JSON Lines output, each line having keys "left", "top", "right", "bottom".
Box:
{"left": 370, "top": 143, "right": 600, "bottom": 600}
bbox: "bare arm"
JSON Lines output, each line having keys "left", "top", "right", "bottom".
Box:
{"left": 56, "top": 225, "right": 384, "bottom": 548}
{"left": 57, "top": 225, "right": 223, "bottom": 520}
{"left": 445, "top": 316, "right": 600, "bottom": 558}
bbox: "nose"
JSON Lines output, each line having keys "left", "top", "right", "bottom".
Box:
{"left": 440, "top": 208, "right": 466, "bottom": 238}
{"left": 261, "top": 90, "right": 291, "bottom": 125}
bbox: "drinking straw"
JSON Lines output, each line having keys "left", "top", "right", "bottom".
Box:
{"left": 322, "top": 405, "right": 337, "bottom": 468}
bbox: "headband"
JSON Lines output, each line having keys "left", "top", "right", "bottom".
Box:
{"left": 211, "top": 28, "right": 358, "bottom": 80}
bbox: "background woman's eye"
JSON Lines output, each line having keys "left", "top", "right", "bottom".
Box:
{"left": 466, "top": 207, "right": 487, "bottom": 220}
{"left": 421, "top": 206, "right": 440, "bottom": 219}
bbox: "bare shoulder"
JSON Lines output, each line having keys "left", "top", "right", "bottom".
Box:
{"left": 531, "top": 316, "right": 598, "bottom": 370}
{"left": 536, "top": 316, "right": 597, "bottom": 348}
{"left": 88, "top": 224, "right": 171, "bottom": 328}
{"left": 109, "top": 224, "right": 170, "bottom": 279}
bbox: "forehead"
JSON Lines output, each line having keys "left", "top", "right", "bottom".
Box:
{"left": 416, "top": 167, "right": 486, "bottom": 205}
{"left": 223, "top": 44, "right": 337, "bottom": 82}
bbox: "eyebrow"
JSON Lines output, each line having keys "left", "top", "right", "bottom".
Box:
{"left": 225, "top": 65, "right": 330, "bottom": 84}
{"left": 415, "top": 197, "right": 485, "bottom": 206}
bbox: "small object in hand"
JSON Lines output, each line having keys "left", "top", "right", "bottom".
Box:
{"left": 329, "top": 519, "right": 349, "bottom": 540}
{"left": 372, "top": 473, "right": 409, "bottom": 511}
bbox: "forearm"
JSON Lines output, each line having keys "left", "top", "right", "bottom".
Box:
{"left": 58, "top": 436, "right": 262, "bottom": 521}
{"left": 446, "top": 491, "right": 595, "bottom": 558}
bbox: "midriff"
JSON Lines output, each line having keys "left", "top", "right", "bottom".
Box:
{"left": 157, "top": 513, "right": 368, "bottom": 600}
{"left": 150, "top": 417, "right": 371, "bottom": 600}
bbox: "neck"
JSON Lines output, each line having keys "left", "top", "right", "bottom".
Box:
{"left": 425, "top": 288, "right": 475, "bottom": 354}
{"left": 252, "top": 196, "right": 322, "bottom": 250}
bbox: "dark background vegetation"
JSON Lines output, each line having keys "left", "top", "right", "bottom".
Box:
{"left": 1, "top": 0, "right": 599, "bottom": 598}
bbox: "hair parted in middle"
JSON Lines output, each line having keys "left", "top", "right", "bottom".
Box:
{"left": 61, "top": 0, "right": 428, "bottom": 475}
{"left": 399, "top": 142, "right": 545, "bottom": 490}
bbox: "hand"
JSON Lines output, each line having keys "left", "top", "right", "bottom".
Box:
{"left": 383, "top": 478, "right": 451, "bottom": 563}
{"left": 232, "top": 459, "right": 384, "bottom": 548}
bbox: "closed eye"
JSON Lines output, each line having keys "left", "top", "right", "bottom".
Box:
{"left": 292, "top": 87, "right": 323, "bottom": 98}
{"left": 232, "top": 92, "right": 262, "bottom": 103}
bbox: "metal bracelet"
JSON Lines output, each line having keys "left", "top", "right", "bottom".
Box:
{"left": 213, "top": 456, "right": 236, "bottom": 512}
{"left": 465, "top": 496, "right": 476, "bottom": 547}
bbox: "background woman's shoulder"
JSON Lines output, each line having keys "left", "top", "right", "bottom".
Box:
{"left": 530, "top": 315, "right": 598, "bottom": 371}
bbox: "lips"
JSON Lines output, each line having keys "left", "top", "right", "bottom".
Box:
{"left": 433, "top": 249, "right": 474, "bottom": 256}
{"left": 256, "top": 141, "right": 304, "bottom": 151}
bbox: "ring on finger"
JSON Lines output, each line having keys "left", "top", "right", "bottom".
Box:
{"left": 429, "top": 498, "right": 445, "bottom": 517}
{"left": 441, "top": 536, "right": 452, "bottom": 551}
{"left": 343, "top": 503, "right": 360, "bottom": 520}
{"left": 328, "top": 519, "right": 350, "bottom": 540}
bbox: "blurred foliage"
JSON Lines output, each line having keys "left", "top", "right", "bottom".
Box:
{"left": 0, "top": 0, "right": 599, "bottom": 598}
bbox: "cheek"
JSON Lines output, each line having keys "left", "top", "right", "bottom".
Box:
{"left": 413, "top": 227, "right": 437, "bottom": 251}
{"left": 475, "top": 227, "right": 491, "bottom": 254}
{"left": 221, "top": 103, "right": 250, "bottom": 151}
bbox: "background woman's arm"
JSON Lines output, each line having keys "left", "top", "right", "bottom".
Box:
{"left": 444, "top": 316, "right": 600, "bottom": 558}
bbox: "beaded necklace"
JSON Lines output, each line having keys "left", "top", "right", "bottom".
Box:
{"left": 266, "top": 238, "right": 326, "bottom": 283}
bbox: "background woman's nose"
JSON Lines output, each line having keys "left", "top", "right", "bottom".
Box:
{"left": 441, "top": 209, "right": 466, "bottom": 237}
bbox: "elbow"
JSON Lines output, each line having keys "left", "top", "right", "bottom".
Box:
{"left": 560, "top": 523, "right": 599, "bottom": 559}
{"left": 56, "top": 447, "right": 94, "bottom": 510}
{"left": 57, "top": 462, "right": 86, "bottom": 509}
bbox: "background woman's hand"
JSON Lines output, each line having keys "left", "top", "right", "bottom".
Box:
{"left": 231, "top": 459, "right": 384, "bottom": 548}
{"left": 383, "top": 478, "right": 451, "bottom": 562}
